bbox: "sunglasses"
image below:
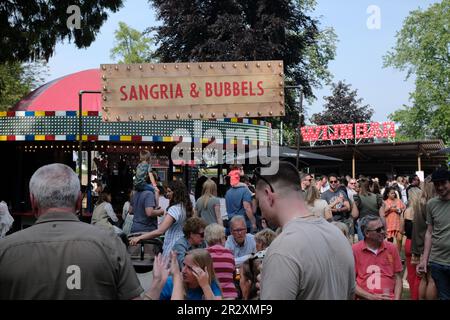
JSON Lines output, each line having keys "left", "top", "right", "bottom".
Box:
{"left": 329, "top": 180, "right": 338, "bottom": 184}
{"left": 252, "top": 168, "right": 275, "bottom": 193}
{"left": 248, "top": 250, "right": 266, "bottom": 281}
{"left": 194, "top": 232, "right": 205, "bottom": 237}
{"left": 367, "top": 227, "right": 385, "bottom": 233}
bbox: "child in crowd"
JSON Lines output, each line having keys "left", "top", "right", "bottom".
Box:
{"left": 134, "top": 150, "right": 159, "bottom": 203}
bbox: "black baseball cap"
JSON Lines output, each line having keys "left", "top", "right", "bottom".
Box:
{"left": 431, "top": 168, "right": 450, "bottom": 182}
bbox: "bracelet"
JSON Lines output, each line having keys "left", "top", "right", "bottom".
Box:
{"left": 143, "top": 293, "right": 153, "bottom": 300}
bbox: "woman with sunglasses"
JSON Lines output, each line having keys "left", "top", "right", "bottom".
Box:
{"left": 129, "top": 180, "right": 193, "bottom": 256}
{"left": 172, "top": 216, "right": 208, "bottom": 268}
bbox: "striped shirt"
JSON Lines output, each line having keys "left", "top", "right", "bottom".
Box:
{"left": 207, "top": 244, "right": 237, "bottom": 299}
{"left": 162, "top": 204, "right": 186, "bottom": 256}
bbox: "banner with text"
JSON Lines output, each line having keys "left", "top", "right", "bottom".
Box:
{"left": 100, "top": 61, "right": 284, "bottom": 121}
{"left": 301, "top": 122, "right": 396, "bottom": 143}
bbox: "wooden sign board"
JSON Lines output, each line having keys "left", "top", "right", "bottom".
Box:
{"left": 100, "top": 61, "right": 284, "bottom": 121}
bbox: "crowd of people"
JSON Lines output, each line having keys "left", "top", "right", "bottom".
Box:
{"left": 0, "top": 152, "right": 449, "bottom": 300}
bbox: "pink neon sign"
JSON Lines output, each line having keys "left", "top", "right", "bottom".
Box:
{"left": 300, "top": 121, "right": 396, "bottom": 142}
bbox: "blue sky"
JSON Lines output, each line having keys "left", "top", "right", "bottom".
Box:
{"left": 45, "top": 0, "right": 441, "bottom": 123}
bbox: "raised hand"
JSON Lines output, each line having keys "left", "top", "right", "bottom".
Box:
{"left": 153, "top": 253, "right": 170, "bottom": 285}
{"left": 192, "top": 265, "right": 210, "bottom": 289}
{"left": 170, "top": 251, "right": 181, "bottom": 278}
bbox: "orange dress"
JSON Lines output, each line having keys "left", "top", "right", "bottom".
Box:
{"left": 383, "top": 198, "right": 405, "bottom": 239}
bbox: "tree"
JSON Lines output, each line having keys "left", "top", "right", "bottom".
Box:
{"left": 0, "top": 0, "right": 124, "bottom": 63}
{"left": 383, "top": 0, "right": 450, "bottom": 144}
{"left": 110, "top": 22, "right": 154, "bottom": 64}
{"left": 0, "top": 61, "right": 48, "bottom": 111}
{"left": 311, "top": 81, "right": 374, "bottom": 125}
{"left": 150, "top": 0, "right": 337, "bottom": 127}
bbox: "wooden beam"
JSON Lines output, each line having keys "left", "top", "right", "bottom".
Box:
{"left": 352, "top": 152, "right": 356, "bottom": 179}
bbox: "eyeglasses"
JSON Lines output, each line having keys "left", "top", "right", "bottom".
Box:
{"left": 232, "top": 228, "right": 247, "bottom": 234}
{"left": 194, "top": 232, "right": 205, "bottom": 237}
{"left": 367, "top": 227, "right": 385, "bottom": 233}
{"left": 252, "top": 250, "right": 266, "bottom": 259}
{"left": 252, "top": 168, "right": 275, "bottom": 193}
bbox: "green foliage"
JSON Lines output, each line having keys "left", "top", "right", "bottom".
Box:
{"left": 0, "top": 0, "right": 124, "bottom": 62}
{"left": 150, "top": 0, "right": 337, "bottom": 128}
{"left": 110, "top": 22, "right": 154, "bottom": 64}
{"left": 384, "top": 0, "right": 450, "bottom": 144}
{"left": 0, "top": 61, "right": 48, "bottom": 111}
{"left": 311, "top": 80, "right": 374, "bottom": 125}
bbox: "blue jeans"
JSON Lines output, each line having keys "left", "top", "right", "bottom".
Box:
{"left": 430, "top": 262, "right": 450, "bottom": 300}
{"left": 356, "top": 219, "right": 364, "bottom": 241}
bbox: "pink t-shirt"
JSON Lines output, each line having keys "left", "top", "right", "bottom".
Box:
{"left": 352, "top": 240, "right": 403, "bottom": 299}
{"left": 207, "top": 244, "right": 237, "bottom": 299}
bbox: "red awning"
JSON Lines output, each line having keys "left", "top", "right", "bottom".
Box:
{"left": 12, "top": 69, "right": 102, "bottom": 112}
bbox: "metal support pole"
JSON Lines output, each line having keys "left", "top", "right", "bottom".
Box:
{"left": 296, "top": 91, "right": 303, "bottom": 170}
{"left": 87, "top": 146, "right": 92, "bottom": 212}
{"left": 418, "top": 155, "right": 422, "bottom": 172}
{"left": 78, "top": 90, "right": 101, "bottom": 216}
{"left": 352, "top": 151, "right": 356, "bottom": 179}
{"left": 78, "top": 90, "right": 102, "bottom": 183}
{"left": 78, "top": 93, "right": 83, "bottom": 183}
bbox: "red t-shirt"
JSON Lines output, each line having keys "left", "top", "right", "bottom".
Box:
{"left": 352, "top": 240, "right": 403, "bottom": 299}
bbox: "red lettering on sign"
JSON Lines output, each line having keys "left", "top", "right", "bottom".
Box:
{"left": 355, "top": 123, "right": 368, "bottom": 139}
{"left": 129, "top": 86, "right": 138, "bottom": 100}
{"left": 321, "top": 125, "right": 329, "bottom": 140}
{"left": 301, "top": 122, "right": 394, "bottom": 143}
{"left": 249, "top": 81, "right": 256, "bottom": 96}
{"left": 368, "top": 122, "right": 381, "bottom": 138}
{"left": 160, "top": 84, "right": 168, "bottom": 99}
{"left": 150, "top": 84, "right": 158, "bottom": 99}
{"left": 139, "top": 85, "right": 148, "bottom": 100}
{"left": 233, "top": 82, "right": 240, "bottom": 96}
{"left": 340, "top": 124, "right": 354, "bottom": 139}
{"left": 205, "top": 82, "right": 213, "bottom": 97}
{"left": 383, "top": 122, "right": 396, "bottom": 138}
{"left": 120, "top": 86, "right": 128, "bottom": 101}
{"left": 224, "top": 82, "right": 231, "bottom": 96}
{"left": 241, "top": 81, "right": 248, "bottom": 96}
{"left": 301, "top": 126, "right": 322, "bottom": 142}
{"left": 214, "top": 82, "right": 223, "bottom": 97}
{"left": 175, "top": 84, "right": 183, "bottom": 98}
{"left": 257, "top": 81, "right": 264, "bottom": 96}
{"left": 328, "top": 124, "right": 340, "bottom": 140}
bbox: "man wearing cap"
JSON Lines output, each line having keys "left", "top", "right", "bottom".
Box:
{"left": 225, "top": 166, "right": 257, "bottom": 234}
{"left": 417, "top": 167, "right": 450, "bottom": 300}
{"left": 0, "top": 163, "right": 143, "bottom": 299}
